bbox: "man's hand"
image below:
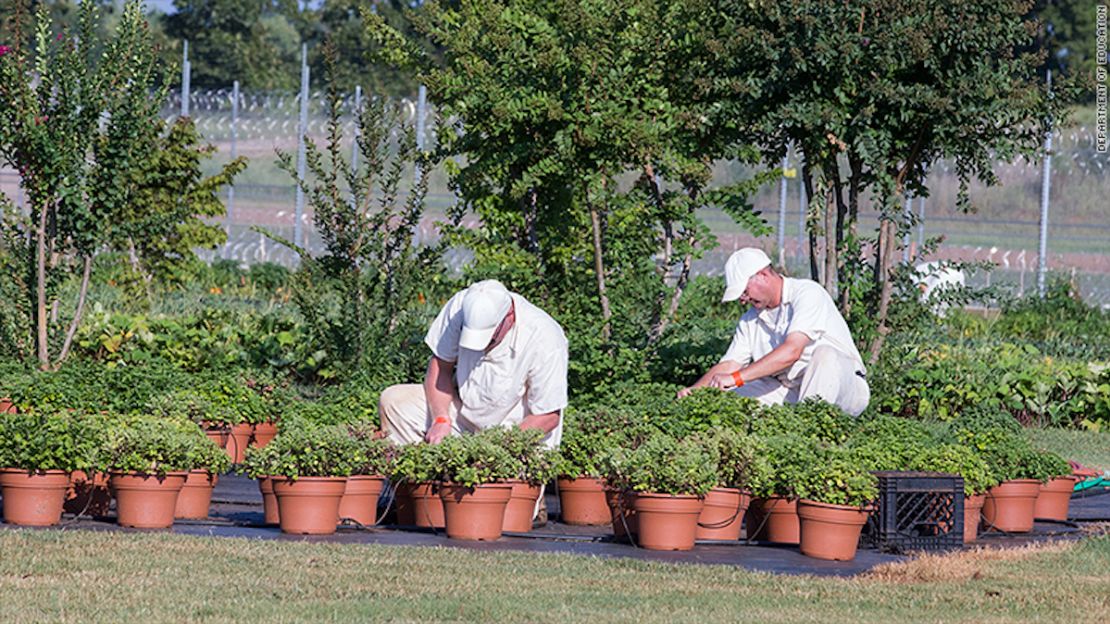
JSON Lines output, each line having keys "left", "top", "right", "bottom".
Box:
{"left": 425, "top": 419, "right": 452, "bottom": 444}
{"left": 709, "top": 372, "right": 739, "bottom": 390}
{"left": 676, "top": 386, "right": 696, "bottom": 399}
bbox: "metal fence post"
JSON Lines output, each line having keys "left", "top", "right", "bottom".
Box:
{"left": 226, "top": 80, "right": 238, "bottom": 249}
{"left": 777, "top": 147, "right": 789, "bottom": 268}
{"left": 1038, "top": 69, "right": 1053, "bottom": 298}
{"left": 181, "top": 41, "right": 190, "bottom": 118}
{"left": 294, "top": 44, "right": 309, "bottom": 251}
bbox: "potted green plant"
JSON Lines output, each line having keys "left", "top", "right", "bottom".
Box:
{"left": 390, "top": 442, "right": 447, "bottom": 528}
{"left": 434, "top": 431, "right": 521, "bottom": 541}
{"left": 259, "top": 424, "right": 356, "bottom": 535}
{"left": 191, "top": 377, "right": 269, "bottom": 464}
{"left": 556, "top": 407, "right": 643, "bottom": 526}
{"left": 608, "top": 432, "right": 717, "bottom": 551}
{"left": 480, "top": 427, "right": 559, "bottom": 533}
{"left": 1030, "top": 449, "right": 1075, "bottom": 521}
{"left": 695, "top": 428, "right": 761, "bottom": 542}
{"left": 0, "top": 410, "right": 99, "bottom": 526}
{"left": 174, "top": 431, "right": 232, "bottom": 520}
{"left": 241, "top": 442, "right": 281, "bottom": 525}
{"left": 99, "top": 415, "right": 199, "bottom": 529}
{"left": 910, "top": 443, "right": 998, "bottom": 543}
{"left": 745, "top": 433, "right": 821, "bottom": 545}
{"left": 337, "top": 421, "right": 397, "bottom": 526}
{"left": 794, "top": 447, "right": 879, "bottom": 561}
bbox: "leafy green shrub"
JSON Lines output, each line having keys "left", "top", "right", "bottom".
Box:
{"left": 746, "top": 433, "right": 822, "bottom": 500}
{"left": 910, "top": 443, "right": 998, "bottom": 496}
{"left": 0, "top": 411, "right": 101, "bottom": 472}
{"left": 794, "top": 446, "right": 878, "bottom": 508}
{"left": 390, "top": 442, "right": 446, "bottom": 484}
{"left": 846, "top": 415, "right": 937, "bottom": 471}
{"left": 556, "top": 405, "right": 654, "bottom": 478}
{"left": 605, "top": 432, "right": 718, "bottom": 496}
{"left": 434, "top": 431, "right": 520, "bottom": 488}
{"left": 751, "top": 399, "right": 855, "bottom": 444}
{"left": 657, "top": 387, "right": 758, "bottom": 437}
{"left": 98, "top": 415, "right": 201, "bottom": 475}
{"left": 244, "top": 424, "right": 356, "bottom": 480}
{"left": 479, "top": 427, "right": 560, "bottom": 485}
{"left": 1025, "top": 449, "right": 1072, "bottom": 482}
{"left": 346, "top": 421, "right": 397, "bottom": 476}
{"left": 187, "top": 432, "right": 232, "bottom": 475}
{"left": 696, "top": 428, "right": 762, "bottom": 490}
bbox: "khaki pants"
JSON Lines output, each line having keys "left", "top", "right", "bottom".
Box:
{"left": 732, "top": 346, "right": 870, "bottom": 416}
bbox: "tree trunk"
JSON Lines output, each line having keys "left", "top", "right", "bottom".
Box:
{"left": 57, "top": 254, "right": 93, "bottom": 367}
{"left": 588, "top": 201, "right": 612, "bottom": 341}
{"left": 867, "top": 217, "right": 898, "bottom": 363}
{"left": 823, "top": 187, "right": 837, "bottom": 298}
{"left": 35, "top": 202, "right": 49, "bottom": 369}
{"left": 802, "top": 165, "right": 819, "bottom": 282}
{"left": 842, "top": 154, "right": 863, "bottom": 316}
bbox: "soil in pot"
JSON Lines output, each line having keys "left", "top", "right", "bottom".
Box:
{"left": 981, "top": 479, "right": 1041, "bottom": 533}
{"left": 272, "top": 476, "right": 347, "bottom": 535}
{"left": 110, "top": 471, "right": 188, "bottom": 529}
{"left": 0, "top": 469, "right": 70, "bottom": 526}
{"left": 1034, "top": 476, "right": 1078, "bottom": 521}
{"left": 65, "top": 470, "right": 112, "bottom": 516}
{"left": 252, "top": 422, "right": 278, "bottom": 449}
{"left": 557, "top": 477, "right": 610, "bottom": 526}
{"left": 745, "top": 497, "right": 800, "bottom": 544}
{"left": 606, "top": 488, "right": 638, "bottom": 541}
{"left": 797, "top": 499, "right": 874, "bottom": 561}
{"left": 338, "top": 475, "right": 386, "bottom": 526}
{"left": 696, "top": 487, "right": 750, "bottom": 542}
{"left": 632, "top": 492, "right": 704, "bottom": 551}
{"left": 258, "top": 476, "right": 279, "bottom": 525}
{"left": 502, "top": 481, "right": 542, "bottom": 533}
{"left": 964, "top": 493, "right": 986, "bottom": 544}
{"left": 439, "top": 482, "right": 513, "bottom": 541}
{"left": 174, "top": 470, "right": 218, "bottom": 520}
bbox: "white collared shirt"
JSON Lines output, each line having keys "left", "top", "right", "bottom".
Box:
{"left": 424, "top": 291, "right": 569, "bottom": 441}
{"left": 720, "top": 277, "right": 865, "bottom": 386}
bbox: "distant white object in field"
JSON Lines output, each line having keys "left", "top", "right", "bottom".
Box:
{"left": 915, "top": 262, "right": 966, "bottom": 316}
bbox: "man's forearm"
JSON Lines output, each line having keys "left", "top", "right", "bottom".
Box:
{"left": 424, "top": 357, "right": 457, "bottom": 420}
{"left": 739, "top": 342, "right": 802, "bottom": 383}
{"left": 520, "top": 411, "right": 560, "bottom": 434}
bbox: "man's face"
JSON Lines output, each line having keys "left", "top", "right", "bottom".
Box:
{"left": 738, "top": 269, "right": 777, "bottom": 310}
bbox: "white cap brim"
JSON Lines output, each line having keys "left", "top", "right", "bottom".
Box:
{"left": 459, "top": 326, "right": 497, "bottom": 351}
{"left": 721, "top": 278, "right": 750, "bottom": 302}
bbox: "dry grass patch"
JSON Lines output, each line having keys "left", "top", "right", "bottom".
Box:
{"left": 863, "top": 540, "right": 1076, "bottom": 584}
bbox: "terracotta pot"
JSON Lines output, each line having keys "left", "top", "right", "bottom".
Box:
{"left": 338, "top": 475, "right": 386, "bottom": 526}
{"left": 746, "top": 497, "right": 800, "bottom": 544}
{"left": 797, "top": 499, "right": 874, "bottom": 561}
{"left": 174, "top": 470, "right": 218, "bottom": 520}
{"left": 0, "top": 398, "right": 16, "bottom": 414}
{"left": 272, "top": 476, "right": 347, "bottom": 535}
{"left": 396, "top": 481, "right": 445, "bottom": 528}
{"left": 981, "top": 479, "right": 1041, "bottom": 533}
{"left": 258, "top": 476, "right": 279, "bottom": 525}
{"left": 606, "top": 488, "right": 638, "bottom": 540}
{"left": 0, "top": 469, "right": 70, "bottom": 526}
{"left": 632, "top": 492, "right": 705, "bottom": 551}
{"left": 252, "top": 421, "right": 279, "bottom": 448}
{"left": 1034, "top": 476, "right": 1078, "bottom": 521}
{"left": 224, "top": 423, "right": 254, "bottom": 464}
{"left": 964, "top": 493, "right": 986, "bottom": 543}
{"left": 65, "top": 470, "right": 112, "bottom": 516}
{"left": 502, "top": 480, "right": 542, "bottom": 533}
{"left": 696, "top": 487, "right": 750, "bottom": 542}
{"left": 557, "top": 476, "right": 610, "bottom": 526}
{"left": 109, "top": 471, "right": 188, "bottom": 529}
{"left": 439, "top": 482, "right": 513, "bottom": 541}
{"left": 201, "top": 421, "right": 229, "bottom": 449}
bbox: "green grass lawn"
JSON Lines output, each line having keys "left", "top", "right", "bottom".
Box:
{"left": 1, "top": 530, "right": 1107, "bottom": 623}
{"left": 1028, "top": 429, "right": 1110, "bottom": 472}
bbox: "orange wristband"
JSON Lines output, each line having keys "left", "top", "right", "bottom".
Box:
{"left": 433, "top": 416, "right": 450, "bottom": 425}
{"left": 730, "top": 370, "right": 744, "bottom": 388}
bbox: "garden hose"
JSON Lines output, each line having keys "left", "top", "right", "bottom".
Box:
{"left": 1073, "top": 475, "right": 1108, "bottom": 493}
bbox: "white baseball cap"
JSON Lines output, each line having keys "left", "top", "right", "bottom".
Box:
{"left": 459, "top": 280, "right": 513, "bottom": 351}
{"left": 721, "top": 248, "right": 772, "bottom": 302}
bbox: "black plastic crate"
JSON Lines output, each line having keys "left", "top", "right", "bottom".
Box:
{"left": 864, "top": 471, "right": 964, "bottom": 553}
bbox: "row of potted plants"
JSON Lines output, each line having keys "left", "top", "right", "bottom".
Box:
{"left": 0, "top": 410, "right": 229, "bottom": 528}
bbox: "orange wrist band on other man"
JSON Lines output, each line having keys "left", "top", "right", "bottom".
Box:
{"left": 730, "top": 370, "right": 744, "bottom": 388}
{"left": 433, "top": 416, "right": 450, "bottom": 425}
